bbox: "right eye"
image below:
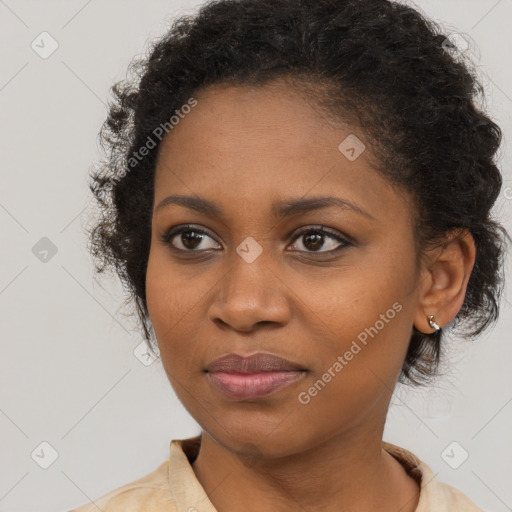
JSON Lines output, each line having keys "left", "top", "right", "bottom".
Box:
{"left": 160, "top": 224, "right": 222, "bottom": 252}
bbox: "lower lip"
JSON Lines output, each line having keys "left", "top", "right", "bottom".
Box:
{"left": 207, "top": 371, "right": 306, "bottom": 400}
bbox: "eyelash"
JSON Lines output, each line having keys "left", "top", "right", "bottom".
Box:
{"left": 160, "top": 224, "right": 353, "bottom": 256}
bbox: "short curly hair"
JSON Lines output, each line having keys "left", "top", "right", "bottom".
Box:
{"left": 87, "top": 0, "right": 510, "bottom": 386}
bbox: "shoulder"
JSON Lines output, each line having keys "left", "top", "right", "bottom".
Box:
{"left": 382, "top": 441, "right": 484, "bottom": 512}
{"left": 429, "top": 480, "right": 484, "bottom": 511}
{"left": 68, "top": 436, "right": 205, "bottom": 512}
{"left": 69, "top": 460, "right": 177, "bottom": 512}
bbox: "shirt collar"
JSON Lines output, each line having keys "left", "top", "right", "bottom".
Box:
{"left": 382, "top": 441, "right": 441, "bottom": 512}
{"left": 168, "top": 435, "right": 218, "bottom": 512}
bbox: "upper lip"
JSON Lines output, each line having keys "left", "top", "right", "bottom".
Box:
{"left": 206, "top": 352, "right": 307, "bottom": 374}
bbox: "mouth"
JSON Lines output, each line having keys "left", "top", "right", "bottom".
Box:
{"left": 207, "top": 371, "right": 306, "bottom": 400}
{"left": 205, "top": 352, "right": 307, "bottom": 400}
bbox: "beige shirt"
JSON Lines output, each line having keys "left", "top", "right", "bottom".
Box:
{"left": 70, "top": 436, "right": 484, "bottom": 511}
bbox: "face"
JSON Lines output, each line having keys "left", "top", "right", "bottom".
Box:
{"left": 146, "top": 81, "right": 423, "bottom": 457}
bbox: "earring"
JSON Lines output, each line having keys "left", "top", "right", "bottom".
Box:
{"left": 427, "top": 315, "right": 441, "bottom": 331}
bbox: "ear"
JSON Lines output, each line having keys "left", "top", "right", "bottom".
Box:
{"left": 413, "top": 229, "right": 476, "bottom": 334}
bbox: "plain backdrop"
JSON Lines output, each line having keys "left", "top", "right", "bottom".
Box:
{"left": 1, "top": 1, "right": 511, "bottom": 511}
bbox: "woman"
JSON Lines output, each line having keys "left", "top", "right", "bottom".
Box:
{"left": 73, "top": 0, "right": 509, "bottom": 510}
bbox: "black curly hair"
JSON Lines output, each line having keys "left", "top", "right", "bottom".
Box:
{"left": 86, "top": 0, "right": 510, "bottom": 386}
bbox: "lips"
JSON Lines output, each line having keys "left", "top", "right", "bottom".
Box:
{"left": 205, "top": 352, "right": 307, "bottom": 400}
{"left": 206, "top": 352, "right": 306, "bottom": 374}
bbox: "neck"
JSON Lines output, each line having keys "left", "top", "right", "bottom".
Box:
{"left": 191, "top": 424, "right": 420, "bottom": 512}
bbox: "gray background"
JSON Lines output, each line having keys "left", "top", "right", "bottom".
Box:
{"left": 1, "top": 0, "right": 511, "bottom": 511}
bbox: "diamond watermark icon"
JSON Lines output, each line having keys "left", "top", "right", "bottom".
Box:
{"left": 31, "top": 441, "right": 59, "bottom": 469}
{"left": 441, "top": 441, "right": 469, "bottom": 469}
{"left": 31, "top": 31, "right": 59, "bottom": 59}
{"left": 133, "top": 341, "right": 160, "bottom": 366}
{"left": 236, "top": 236, "right": 263, "bottom": 263}
{"left": 239, "top": 441, "right": 265, "bottom": 468}
{"left": 441, "top": 33, "right": 469, "bottom": 54}
{"left": 338, "top": 134, "right": 366, "bottom": 161}
{"left": 32, "top": 237, "right": 58, "bottom": 263}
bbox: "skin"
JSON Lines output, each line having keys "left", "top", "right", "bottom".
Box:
{"left": 145, "top": 80, "right": 476, "bottom": 512}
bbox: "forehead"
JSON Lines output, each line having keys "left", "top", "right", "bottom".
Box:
{"left": 159, "top": 81, "right": 353, "bottom": 156}
{"left": 153, "top": 82, "right": 411, "bottom": 223}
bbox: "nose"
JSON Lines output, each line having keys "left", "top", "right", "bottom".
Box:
{"left": 207, "top": 250, "right": 292, "bottom": 332}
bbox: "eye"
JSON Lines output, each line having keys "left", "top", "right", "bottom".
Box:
{"left": 161, "top": 224, "right": 221, "bottom": 252}
{"left": 288, "top": 225, "right": 352, "bottom": 254}
{"left": 160, "top": 224, "right": 353, "bottom": 255}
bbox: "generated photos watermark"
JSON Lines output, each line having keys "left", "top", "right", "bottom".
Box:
{"left": 298, "top": 301, "right": 403, "bottom": 405}
{"left": 93, "top": 97, "right": 198, "bottom": 200}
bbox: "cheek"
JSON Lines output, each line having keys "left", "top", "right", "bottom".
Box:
{"left": 145, "top": 262, "right": 197, "bottom": 403}
{"left": 292, "top": 247, "right": 417, "bottom": 406}
{"left": 145, "top": 248, "right": 213, "bottom": 378}
{"left": 146, "top": 256, "right": 172, "bottom": 330}
{"left": 292, "top": 250, "right": 413, "bottom": 350}
{"left": 145, "top": 244, "right": 199, "bottom": 329}
{"left": 293, "top": 299, "right": 412, "bottom": 441}
{"left": 145, "top": 250, "right": 185, "bottom": 352}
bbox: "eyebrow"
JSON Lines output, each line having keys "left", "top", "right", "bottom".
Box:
{"left": 155, "top": 194, "right": 375, "bottom": 221}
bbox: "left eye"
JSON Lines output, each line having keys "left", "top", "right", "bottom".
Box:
{"left": 289, "top": 227, "right": 352, "bottom": 253}
{"left": 162, "top": 225, "right": 220, "bottom": 251}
